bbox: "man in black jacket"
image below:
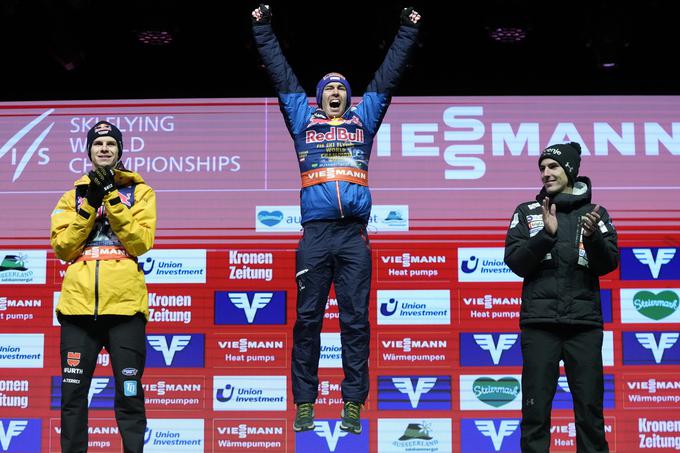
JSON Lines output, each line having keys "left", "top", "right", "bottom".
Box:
{"left": 504, "top": 142, "right": 618, "bottom": 453}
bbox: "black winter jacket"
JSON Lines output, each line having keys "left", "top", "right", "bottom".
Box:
{"left": 504, "top": 177, "right": 619, "bottom": 327}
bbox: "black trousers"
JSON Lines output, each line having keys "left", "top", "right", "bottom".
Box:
{"left": 59, "top": 314, "right": 147, "bottom": 453}
{"left": 292, "top": 219, "right": 372, "bottom": 404}
{"left": 520, "top": 325, "right": 609, "bottom": 453}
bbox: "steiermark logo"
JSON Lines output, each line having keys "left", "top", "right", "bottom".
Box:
{"left": 473, "top": 377, "right": 520, "bottom": 408}
{"left": 634, "top": 290, "right": 679, "bottom": 320}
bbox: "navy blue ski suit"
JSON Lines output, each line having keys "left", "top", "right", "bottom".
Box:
{"left": 253, "top": 20, "right": 419, "bottom": 404}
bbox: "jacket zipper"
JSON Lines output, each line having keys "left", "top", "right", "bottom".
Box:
{"left": 335, "top": 181, "right": 344, "bottom": 218}
{"left": 94, "top": 260, "right": 100, "bottom": 320}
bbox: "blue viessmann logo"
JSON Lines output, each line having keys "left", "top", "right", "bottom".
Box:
{"left": 0, "top": 419, "right": 41, "bottom": 452}
{"left": 460, "top": 333, "right": 522, "bottom": 366}
{"left": 461, "top": 418, "right": 520, "bottom": 453}
{"left": 378, "top": 376, "right": 451, "bottom": 410}
{"left": 145, "top": 334, "right": 204, "bottom": 368}
{"left": 214, "top": 291, "right": 286, "bottom": 325}
{"left": 623, "top": 332, "right": 680, "bottom": 365}
{"left": 620, "top": 248, "right": 680, "bottom": 280}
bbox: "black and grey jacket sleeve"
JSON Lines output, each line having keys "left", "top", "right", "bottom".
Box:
{"left": 582, "top": 206, "right": 619, "bottom": 276}
{"left": 504, "top": 204, "right": 557, "bottom": 278}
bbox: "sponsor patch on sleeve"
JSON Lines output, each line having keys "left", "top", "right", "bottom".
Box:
{"left": 527, "top": 215, "right": 544, "bottom": 237}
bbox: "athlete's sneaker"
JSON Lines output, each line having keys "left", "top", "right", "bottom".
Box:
{"left": 293, "top": 403, "right": 315, "bottom": 432}
{"left": 339, "top": 401, "right": 362, "bottom": 434}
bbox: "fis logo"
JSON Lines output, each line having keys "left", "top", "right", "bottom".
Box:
{"left": 378, "top": 376, "right": 451, "bottom": 410}
{"left": 214, "top": 291, "right": 286, "bottom": 325}
{"left": 146, "top": 334, "right": 204, "bottom": 368}
{"left": 0, "top": 419, "right": 40, "bottom": 452}
{"left": 621, "top": 248, "right": 680, "bottom": 280}
{"left": 623, "top": 332, "right": 680, "bottom": 365}
{"left": 460, "top": 418, "right": 520, "bottom": 452}
{"left": 0, "top": 110, "right": 54, "bottom": 183}
{"left": 461, "top": 333, "right": 521, "bottom": 366}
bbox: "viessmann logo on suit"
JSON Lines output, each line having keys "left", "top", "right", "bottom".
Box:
{"left": 214, "top": 291, "right": 286, "bottom": 325}
{"left": 620, "top": 247, "right": 680, "bottom": 280}
{"left": 138, "top": 249, "right": 206, "bottom": 284}
{"left": 145, "top": 334, "right": 205, "bottom": 368}
{"left": 458, "top": 248, "right": 522, "bottom": 282}
{"left": 212, "top": 376, "right": 286, "bottom": 411}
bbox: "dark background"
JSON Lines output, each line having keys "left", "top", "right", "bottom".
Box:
{"left": 1, "top": 0, "right": 675, "bottom": 102}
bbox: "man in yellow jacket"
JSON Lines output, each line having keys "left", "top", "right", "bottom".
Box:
{"left": 51, "top": 120, "right": 156, "bottom": 453}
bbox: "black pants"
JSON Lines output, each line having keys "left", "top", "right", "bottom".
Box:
{"left": 292, "top": 219, "right": 372, "bottom": 404}
{"left": 59, "top": 314, "right": 147, "bottom": 453}
{"left": 520, "top": 325, "right": 609, "bottom": 453}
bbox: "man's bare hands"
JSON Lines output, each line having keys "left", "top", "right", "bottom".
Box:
{"left": 581, "top": 205, "right": 601, "bottom": 237}
{"left": 542, "top": 197, "right": 557, "bottom": 236}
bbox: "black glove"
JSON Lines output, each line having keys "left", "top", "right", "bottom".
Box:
{"left": 86, "top": 167, "right": 115, "bottom": 209}
{"left": 252, "top": 3, "right": 272, "bottom": 24}
{"left": 400, "top": 7, "right": 421, "bottom": 28}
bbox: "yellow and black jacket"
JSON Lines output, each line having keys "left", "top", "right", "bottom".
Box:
{"left": 51, "top": 170, "right": 156, "bottom": 319}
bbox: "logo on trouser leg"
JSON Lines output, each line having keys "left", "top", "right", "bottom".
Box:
{"left": 124, "top": 380, "right": 137, "bottom": 396}
{"left": 296, "top": 269, "right": 308, "bottom": 291}
{"left": 67, "top": 351, "right": 81, "bottom": 367}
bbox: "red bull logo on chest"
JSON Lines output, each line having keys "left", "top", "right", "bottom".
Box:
{"left": 305, "top": 127, "right": 364, "bottom": 144}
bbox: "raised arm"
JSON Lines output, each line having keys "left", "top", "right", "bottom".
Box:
{"left": 357, "top": 7, "right": 421, "bottom": 133}
{"left": 251, "top": 4, "right": 312, "bottom": 135}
